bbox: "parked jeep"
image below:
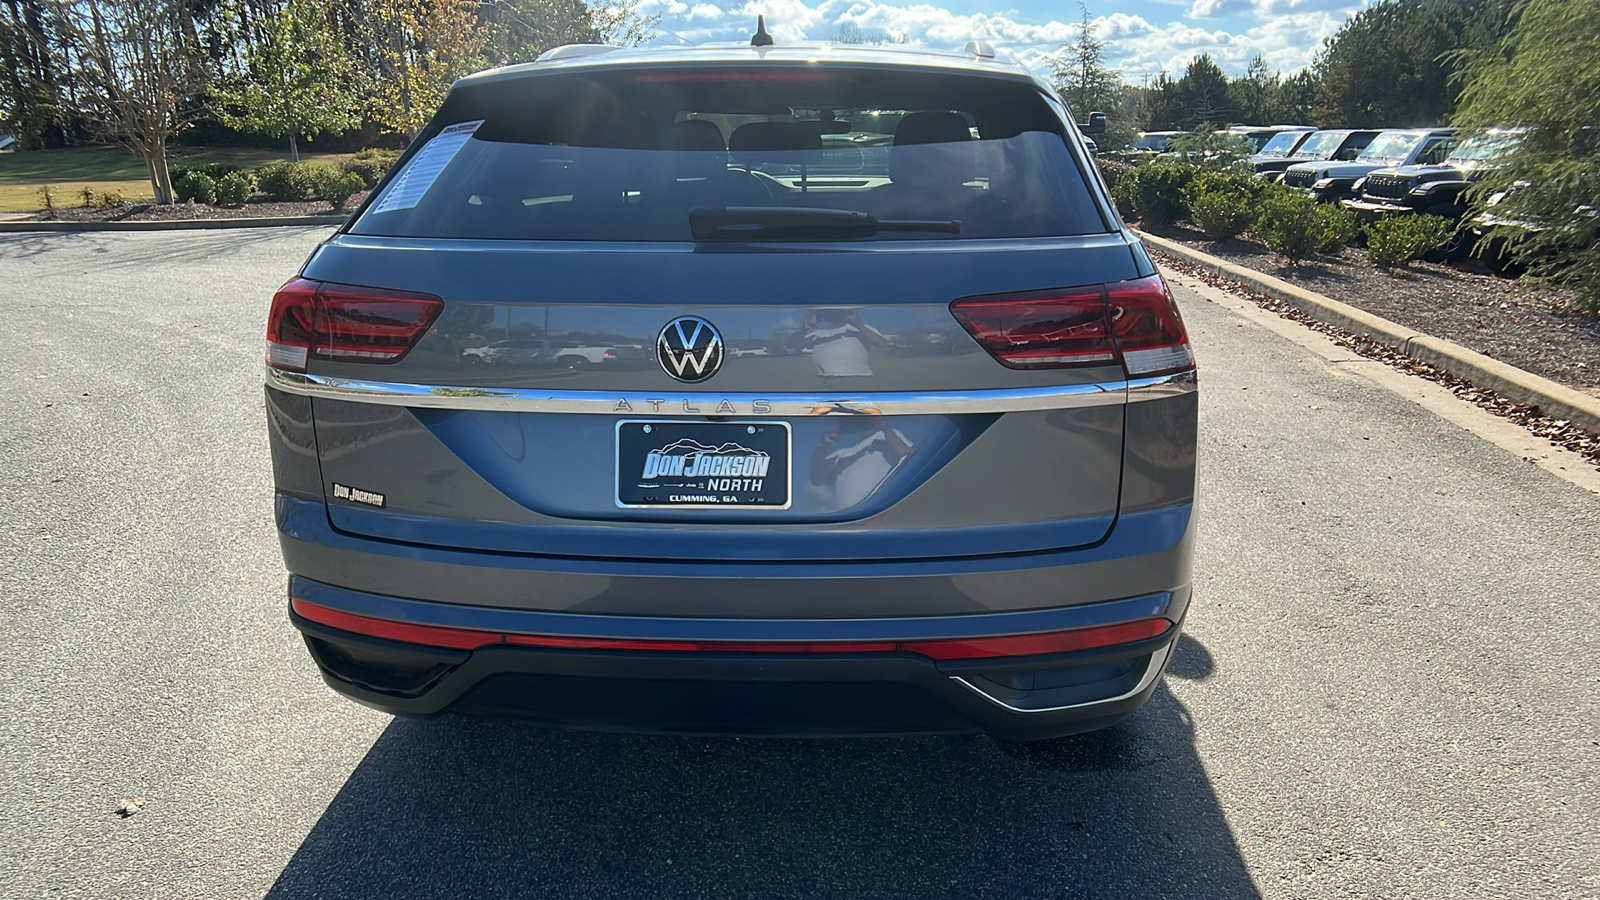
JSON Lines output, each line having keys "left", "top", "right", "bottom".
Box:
{"left": 1225, "top": 124, "right": 1319, "bottom": 153}
{"left": 1251, "top": 128, "right": 1379, "bottom": 182}
{"left": 1282, "top": 128, "right": 1457, "bottom": 202}
{"left": 1112, "top": 130, "right": 1190, "bottom": 163}
{"left": 1341, "top": 129, "right": 1523, "bottom": 222}
{"left": 1244, "top": 127, "right": 1316, "bottom": 175}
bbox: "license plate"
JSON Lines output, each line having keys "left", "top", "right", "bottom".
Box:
{"left": 616, "top": 420, "right": 791, "bottom": 509}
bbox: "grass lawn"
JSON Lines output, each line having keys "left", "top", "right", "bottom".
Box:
{"left": 0, "top": 145, "right": 349, "bottom": 212}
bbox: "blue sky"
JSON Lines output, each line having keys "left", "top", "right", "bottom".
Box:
{"left": 635, "top": 0, "right": 1371, "bottom": 80}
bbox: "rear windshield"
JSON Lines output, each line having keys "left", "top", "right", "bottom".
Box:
{"left": 350, "top": 66, "right": 1105, "bottom": 242}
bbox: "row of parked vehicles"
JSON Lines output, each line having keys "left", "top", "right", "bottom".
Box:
{"left": 1118, "top": 124, "right": 1537, "bottom": 257}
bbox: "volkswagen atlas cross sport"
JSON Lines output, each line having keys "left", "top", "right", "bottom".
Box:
{"left": 265, "top": 36, "right": 1199, "bottom": 740}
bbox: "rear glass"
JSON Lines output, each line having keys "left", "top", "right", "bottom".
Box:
{"left": 350, "top": 66, "right": 1105, "bottom": 242}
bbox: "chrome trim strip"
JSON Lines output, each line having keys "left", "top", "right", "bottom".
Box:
{"left": 950, "top": 640, "right": 1174, "bottom": 715}
{"left": 266, "top": 366, "right": 1193, "bottom": 415}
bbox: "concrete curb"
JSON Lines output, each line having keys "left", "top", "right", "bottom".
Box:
{"left": 1138, "top": 230, "right": 1600, "bottom": 435}
{"left": 0, "top": 214, "right": 347, "bottom": 233}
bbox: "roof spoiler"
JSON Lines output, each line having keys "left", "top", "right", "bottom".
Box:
{"left": 535, "top": 44, "right": 620, "bottom": 63}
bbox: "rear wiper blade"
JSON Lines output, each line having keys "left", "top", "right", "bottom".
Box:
{"left": 689, "top": 206, "right": 961, "bottom": 241}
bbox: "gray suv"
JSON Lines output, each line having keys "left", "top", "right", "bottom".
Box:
{"left": 265, "top": 38, "right": 1198, "bottom": 739}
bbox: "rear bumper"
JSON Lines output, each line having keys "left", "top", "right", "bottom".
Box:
{"left": 289, "top": 577, "right": 1187, "bottom": 739}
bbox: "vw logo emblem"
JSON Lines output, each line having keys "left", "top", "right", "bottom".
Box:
{"left": 656, "top": 316, "right": 724, "bottom": 383}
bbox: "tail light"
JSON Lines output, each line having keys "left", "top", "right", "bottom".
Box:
{"left": 950, "top": 274, "right": 1194, "bottom": 378}
{"left": 266, "top": 277, "right": 443, "bottom": 372}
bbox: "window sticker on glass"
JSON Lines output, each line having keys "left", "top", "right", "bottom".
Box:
{"left": 370, "top": 120, "right": 484, "bottom": 214}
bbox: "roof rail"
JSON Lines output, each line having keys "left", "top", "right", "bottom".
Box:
{"left": 536, "top": 44, "right": 620, "bottom": 63}
{"left": 963, "top": 40, "right": 996, "bottom": 59}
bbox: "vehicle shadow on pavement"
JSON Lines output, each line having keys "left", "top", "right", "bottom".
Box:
{"left": 266, "top": 640, "right": 1256, "bottom": 899}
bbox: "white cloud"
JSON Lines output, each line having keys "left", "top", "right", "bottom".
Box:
{"left": 635, "top": 0, "right": 1353, "bottom": 78}
{"left": 1189, "top": 0, "right": 1358, "bottom": 19}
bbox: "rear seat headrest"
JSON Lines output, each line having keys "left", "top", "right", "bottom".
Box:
{"left": 729, "top": 121, "right": 824, "bottom": 153}
{"left": 890, "top": 112, "right": 977, "bottom": 187}
{"left": 661, "top": 119, "right": 726, "bottom": 152}
{"left": 893, "top": 111, "right": 974, "bottom": 146}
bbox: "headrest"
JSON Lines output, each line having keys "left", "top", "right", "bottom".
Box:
{"left": 893, "top": 111, "right": 973, "bottom": 147}
{"left": 729, "top": 121, "right": 823, "bottom": 153}
{"left": 890, "top": 112, "right": 977, "bottom": 186}
{"left": 661, "top": 119, "right": 726, "bottom": 152}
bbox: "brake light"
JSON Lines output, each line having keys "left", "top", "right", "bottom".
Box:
{"left": 291, "top": 599, "right": 1170, "bottom": 660}
{"left": 1106, "top": 275, "right": 1195, "bottom": 377}
{"left": 266, "top": 278, "right": 443, "bottom": 372}
{"left": 950, "top": 275, "right": 1194, "bottom": 378}
{"left": 949, "top": 286, "right": 1114, "bottom": 369}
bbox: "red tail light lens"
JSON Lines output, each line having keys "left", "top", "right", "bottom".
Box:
{"left": 949, "top": 286, "right": 1115, "bottom": 369}
{"left": 1106, "top": 275, "right": 1195, "bottom": 377}
{"left": 950, "top": 275, "right": 1194, "bottom": 378}
{"left": 266, "top": 278, "right": 443, "bottom": 372}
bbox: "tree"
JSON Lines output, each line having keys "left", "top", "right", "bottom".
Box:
{"left": 833, "top": 21, "right": 907, "bottom": 45}
{"left": 212, "top": 0, "right": 358, "bottom": 160}
{"left": 1227, "top": 54, "right": 1280, "bottom": 126}
{"left": 1173, "top": 54, "right": 1230, "bottom": 129}
{"left": 1050, "top": 6, "right": 1120, "bottom": 116}
{"left": 357, "top": 0, "right": 485, "bottom": 139}
{"left": 1276, "top": 69, "right": 1319, "bottom": 126}
{"left": 1049, "top": 6, "right": 1134, "bottom": 145}
{"left": 0, "top": 0, "right": 75, "bottom": 147}
{"left": 1454, "top": 0, "right": 1600, "bottom": 312}
{"left": 479, "top": 0, "right": 598, "bottom": 65}
{"left": 1139, "top": 72, "right": 1184, "bottom": 131}
{"left": 1313, "top": 0, "right": 1519, "bottom": 127}
{"left": 587, "top": 0, "right": 657, "bottom": 46}
{"left": 49, "top": 0, "right": 204, "bottom": 204}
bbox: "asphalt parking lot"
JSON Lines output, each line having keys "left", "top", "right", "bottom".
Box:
{"left": 2, "top": 227, "right": 1597, "bottom": 899}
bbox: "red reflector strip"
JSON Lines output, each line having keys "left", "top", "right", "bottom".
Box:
{"left": 292, "top": 600, "right": 1169, "bottom": 660}
{"left": 293, "top": 599, "right": 499, "bottom": 650}
{"left": 898, "top": 618, "right": 1171, "bottom": 660}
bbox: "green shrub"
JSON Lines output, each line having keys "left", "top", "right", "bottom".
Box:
{"left": 351, "top": 147, "right": 401, "bottom": 162}
{"left": 1364, "top": 215, "right": 1456, "bottom": 268}
{"left": 340, "top": 153, "right": 396, "bottom": 188}
{"left": 82, "top": 187, "right": 127, "bottom": 210}
{"left": 1123, "top": 160, "right": 1197, "bottom": 227}
{"left": 170, "top": 161, "right": 242, "bottom": 183}
{"left": 313, "top": 168, "right": 366, "bottom": 210}
{"left": 256, "top": 160, "right": 317, "bottom": 201}
{"left": 1253, "top": 190, "right": 1326, "bottom": 265}
{"left": 1186, "top": 171, "right": 1265, "bottom": 206}
{"left": 1316, "top": 204, "right": 1360, "bottom": 254}
{"left": 174, "top": 171, "right": 218, "bottom": 205}
{"left": 1095, "top": 157, "right": 1132, "bottom": 194}
{"left": 215, "top": 170, "right": 254, "bottom": 206}
{"left": 1189, "top": 189, "right": 1253, "bottom": 241}
{"left": 1166, "top": 131, "right": 1253, "bottom": 173}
